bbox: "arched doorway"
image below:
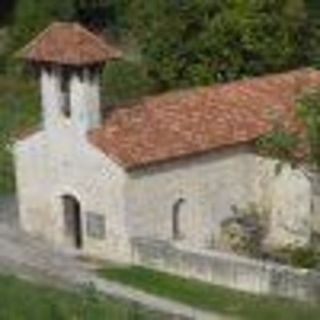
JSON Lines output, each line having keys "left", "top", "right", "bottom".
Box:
{"left": 62, "top": 195, "right": 82, "bottom": 249}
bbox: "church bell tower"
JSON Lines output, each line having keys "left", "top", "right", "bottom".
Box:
{"left": 17, "top": 22, "right": 122, "bottom": 135}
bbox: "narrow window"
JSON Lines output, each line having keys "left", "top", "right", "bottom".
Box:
{"left": 61, "top": 74, "right": 71, "bottom": 118}
{"left": 172, "top": 198, "right": 185, "bottom": 240}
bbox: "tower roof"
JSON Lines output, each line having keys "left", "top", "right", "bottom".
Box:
{"left": 17, "top": 22, "right": 122, "bottom": 66}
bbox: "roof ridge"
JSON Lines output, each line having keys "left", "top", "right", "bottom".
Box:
{"left": 137, "top": 67, "right": 319, "bottom": 104}
{"left": 73, "top": 22, "right": 121, "bottom": 56}
{"left": 15, "top": 21, "right": 82, "bottom": 59}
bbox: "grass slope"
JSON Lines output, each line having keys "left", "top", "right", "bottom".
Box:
{"left": 100, "top": 266, "right": 320, "bottom": 320}
{"left": 0, "top": 274, "right": 168, "bottom": 320}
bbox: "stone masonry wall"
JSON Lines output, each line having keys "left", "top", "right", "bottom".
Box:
{"left": 126, "top": 147, "right": 315, "bottom": 250}
{"left": 132, "top": 238, "right": 320, "bottom": 302}
{"left": 15, "top": 125, "right": 131, "bottom": 262}
{"left": 126, "top": 146, "right": 256, "bottom": 249}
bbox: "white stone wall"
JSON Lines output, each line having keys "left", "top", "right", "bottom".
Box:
{"left": 70, "top": 69, "right": 101, "bottom": 134}
{"left": 254, "top": 158, "right": 313, "bottom": 249}
{"left": 133, "top": 238, "right": 317, "bottom": 302}
{"left": 16, "top": 66, "right": 132, "bottom": 263}
{"left": 310, "top": 176, "right": 320, "bottom": 234}
{"left": 40, "top": 68, "right": 64, "bottom": 132}
{"left": 40, "top": 68, "right": 101, "bottom": 137}
{"left": 15, "top": 125, "right": 131, "bottom": 262}
{"left": 125, "top": 146, "right": 256, "bottom": 248}
{"left": 125, "top": 149, "right": 316, "bottom": 251}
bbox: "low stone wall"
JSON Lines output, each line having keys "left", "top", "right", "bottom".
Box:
{"left": 131, "top": 238, "right": 320, "bottom": 302}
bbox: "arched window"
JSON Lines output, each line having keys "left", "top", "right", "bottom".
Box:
{"left": 172, "top": 198, "right": 185, "bottom": 240}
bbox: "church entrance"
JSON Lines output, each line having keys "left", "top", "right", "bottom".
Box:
{"left": 62, "top": 195, "right": 82, "bottom": 249}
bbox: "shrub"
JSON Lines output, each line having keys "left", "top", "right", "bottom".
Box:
{"left": 102, "top": 60, "right": 155, "bottom": 107}
{"left": 0, "top": 75, "right": 40, "bottom": 194}
{"left": 219, "top": 203, "right": 268, "bottom": 257}
{"left": 269, "top": 246, "right": 319, "bottom": 269}
{"left": 289, "top": 247, "right": 319, "bottom": 269}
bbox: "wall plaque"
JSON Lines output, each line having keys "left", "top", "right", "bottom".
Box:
{"left": 86, "top": 212, "right": 106, "bottom": 239}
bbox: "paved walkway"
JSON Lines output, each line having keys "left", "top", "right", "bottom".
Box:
{"left": 0, "top": 221, "right": 232, "bottom": 320}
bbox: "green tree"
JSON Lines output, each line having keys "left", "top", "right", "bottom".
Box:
{"left": 0, "top": 0, "right": 16, "bottom": 26}
{"left": 297, "top": 90, "right": 320, "bottom": 169}
{"left": 257, "top": 89, "right": 320, "bottom": 172}
{"left": 127, "top": 0, "right": 312, "bottom": 90}
{"left": 103, "top": 60, "right": 155, "bottom": 106}
{"left": 9, "top": 0, "right": 76, "bottom": 52}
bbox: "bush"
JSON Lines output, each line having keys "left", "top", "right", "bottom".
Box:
{"left": 289, "top": 247, "right": 319, "bottom": 269}
{"left": 219, "top": 203, "right": 268, "bottom": 257}
{"left": 102, "top": 60, "right": 155, "bottom": 107}
{"left": 269, "top": 246, "right": 319, "bottom": 269}
{"left": 0, "top": 75, "right": 40, "bottom": 194}
{"left": 128, "top": 0, "right": 312, "bottom": 90}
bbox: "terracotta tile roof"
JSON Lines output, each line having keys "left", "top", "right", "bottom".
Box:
{"left": 90, "top": 68, "right": 320, "bottom": 169}
{"left": 17, "top": 22, "right": 122, "bottom": 65}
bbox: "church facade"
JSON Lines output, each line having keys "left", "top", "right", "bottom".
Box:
{"left": 14, "top": 22, "right": 320, "bottom": 263}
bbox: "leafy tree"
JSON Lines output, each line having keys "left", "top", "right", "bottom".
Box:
{"left": 126, "top": 0, "right": 312, "bottom": 90}
{"left": 6, "top": 0, "right": 316, "bottom": 90}
{"left": 257, "top": 89, "right": 320, "bottom": 172}
{"left": 103, "top": 60, "right": 155, "bottom": 107}
{"left": 0, "top": 0, "right": 16, "bottom": 26}
{"left": 257, "top": 127, "right": 300, "bottom": 167}
{"left": 9, "top": 0, "right": 76, "bottom": 52}
{"left": 297, "top": 90, "right": 320, "bottom": 170}
{"left": 305, "top": 0, "right": 320, "bottom": 67}
{"left": 4, "top": 0, "right": 319, "bottom": 99}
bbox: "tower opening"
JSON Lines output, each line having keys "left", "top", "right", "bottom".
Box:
{"left": 61, "top": 71, "right": 71, "bottom": 118}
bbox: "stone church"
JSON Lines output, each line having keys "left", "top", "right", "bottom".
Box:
{"left": 14, "top": 22, "right": 320, "bottom": 263}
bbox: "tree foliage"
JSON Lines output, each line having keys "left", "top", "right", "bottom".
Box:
{"left": 9, "top": 0, "right": 76, "bottom": 52}
{"left": 256, "top": 121, "right": 300, "bottom": 166}
{"left": 257, "top": 89, "right": 320, "bottom": 172}
{"left": 0, "top": 0, "right": 16, "bottom": 26}
{"left": 103, "top": 60, "right": 155, "bottom": 107}
{"left": 297, "top": 90, "right": 320, "bottom": 169}
{"left": 126, "top": 0, "right": 312, "bottom": 90}
{"left": 4, "top": 0, "right": 320, "bottom": 94}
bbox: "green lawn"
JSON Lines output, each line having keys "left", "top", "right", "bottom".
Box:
{"left": 0, "top": 274, "right": 171, "bottom": 320}
{"left": 100, "top": 266, "right": 320, "bottom": 320}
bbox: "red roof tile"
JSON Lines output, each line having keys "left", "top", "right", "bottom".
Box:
{"left": 17, "top": 22, "right": 122, "bottom": 65}
{"left": 90, "top": 69, "right": 320, "bottom": 169}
